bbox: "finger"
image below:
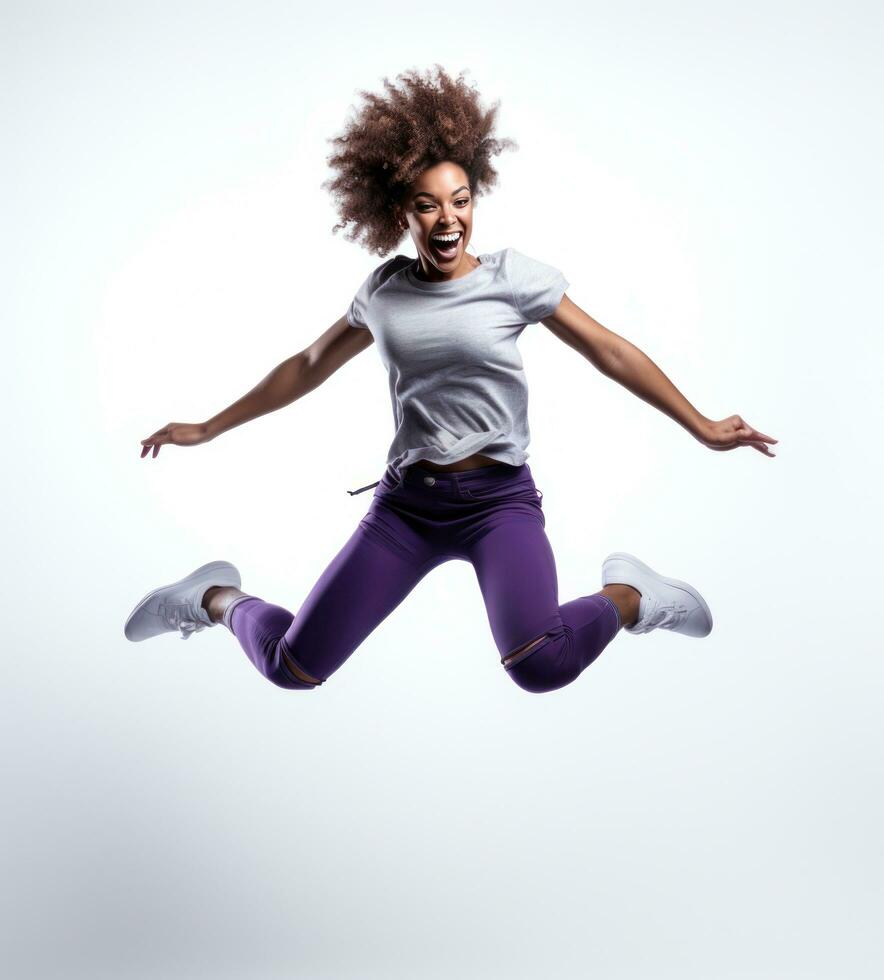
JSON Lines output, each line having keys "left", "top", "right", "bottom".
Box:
{"left": 749, "top": 442, "right": 775, "bottom": 456}
{"left": 743, "top": 430, "right": 777, "bottom": 449}
{"left": 153, "top": 444, "right": 160, "bottom": 458}
{"left": 141, "top": 445, "right": 151, "bottom": 458}
{"left": 740, "top": 422, "right": 777, "bottom": 444}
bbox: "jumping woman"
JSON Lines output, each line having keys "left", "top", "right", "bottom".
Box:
{"left": 124, "top": 65, "right": 777, "bottom": 694}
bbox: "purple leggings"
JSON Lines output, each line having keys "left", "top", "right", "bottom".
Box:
{"left": 226, "top": 462, "right": 621, "bottom": 694}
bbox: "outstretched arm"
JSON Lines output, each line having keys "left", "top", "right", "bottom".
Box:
{"left": 139, "top": 313, "right": 373, "bottom": 458}
{"left": 540, "top": 295, "right": 777, "bottom": 457}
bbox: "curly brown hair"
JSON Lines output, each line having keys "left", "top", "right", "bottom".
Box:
{"left": 322, "top": 65, "right": 518, "bottom": 257}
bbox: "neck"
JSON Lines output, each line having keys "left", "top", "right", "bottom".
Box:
{"left": 415, "top": 252, "right": 481, "bottom": 283}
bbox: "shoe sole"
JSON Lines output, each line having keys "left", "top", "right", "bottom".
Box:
{"left": 123, "top": 560, "right": 242, "bottom": 642}
{"left": 603, "top": 551, "right": 713, "bottom": 637}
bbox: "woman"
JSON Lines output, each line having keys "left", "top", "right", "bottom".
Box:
{"left": 124, "top": 66, "right": 776, "bottom": 694}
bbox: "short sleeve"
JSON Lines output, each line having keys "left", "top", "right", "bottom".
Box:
{"left": 346, "top": 275, "right": 372, "bottom": 329}
{"left": 346, "top": 254, "right": 410, "bottom": 330}
{"left": 505, "top": 247, "right": 570, "bottom": 324}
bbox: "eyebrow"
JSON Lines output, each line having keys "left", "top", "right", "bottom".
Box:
{"left": 413, "top": 185, "right": 470, "bottom": 200}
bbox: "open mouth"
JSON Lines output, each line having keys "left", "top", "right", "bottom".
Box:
{"left": 429, "top": 232, "right": 462, "bottom": 260}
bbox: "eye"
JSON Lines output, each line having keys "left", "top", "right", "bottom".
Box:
{"left": 417, "top": 199, "right": 470, "bottom": 212}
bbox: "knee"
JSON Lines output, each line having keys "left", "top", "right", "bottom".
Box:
{"left": 266, "top": 644, "right": 325, "bottom": 691}
{"left": 504, "top": 636, "right": 577, "bottom": 694}
{"left": 266, "top": 666, "right": 322, "bottom": 691}
{"left": 506, "top": 662, "right": 572, "bottom": 694}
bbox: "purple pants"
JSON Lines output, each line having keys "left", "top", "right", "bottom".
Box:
{"left": 226, "top": 462, "right": 621, "bottom": 694}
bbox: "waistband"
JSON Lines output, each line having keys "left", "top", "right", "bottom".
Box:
{"left": 347, "top": 460, "right": 524, "bottom": 496}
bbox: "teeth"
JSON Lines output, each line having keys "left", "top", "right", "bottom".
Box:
{"left": 432, "top": 233, "right": 460, "bottom": 243}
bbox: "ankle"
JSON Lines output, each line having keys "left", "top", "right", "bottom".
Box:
{"left": 601, "top": 584, "right": 641, "bottom": 629}
{"left": 202, "top": 585, "right": 245, "bottom": 624}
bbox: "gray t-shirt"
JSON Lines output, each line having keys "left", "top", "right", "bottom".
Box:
{"left": 346, "top": 247, "right": 569, "bottom": 492}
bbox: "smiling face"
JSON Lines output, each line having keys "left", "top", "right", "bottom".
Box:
{"left": 395, "top": 160, "right": 478, "bottom": 282}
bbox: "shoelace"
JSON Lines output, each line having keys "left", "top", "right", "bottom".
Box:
{"left": 159, "top": 602, "right": 209, "bottom": 641}
{"left": 629, "top": 596, "right": 690, "bottom": 634}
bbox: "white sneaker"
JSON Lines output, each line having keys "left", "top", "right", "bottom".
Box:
{"left": 124, "top": 560, "right": 242, "bottom": 642}
{"left": 601, "top": 552, "right": 713, "bottom": 638}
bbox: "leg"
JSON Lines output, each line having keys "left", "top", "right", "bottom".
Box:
{"left": 468, "top": 517, "right": 623, "bottom": 694}
{"left": 207, "top": 518, "right": 438, "bottom": 690}
{"left": 599, "top": 584, "right": 641, "bottom": 630}
{"left": 500, "top": 581, "right": 639, "bottom": 664}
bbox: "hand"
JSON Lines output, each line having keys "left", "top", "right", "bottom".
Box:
{"left": 140, "top": 422, "right": 211, "bottom": 458}
{"left": 697, "top": 415, "right": 778, "bottom": 456}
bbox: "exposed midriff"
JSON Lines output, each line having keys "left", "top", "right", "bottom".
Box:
{"left": 414, "top": 453, "right": 501, "bottom": 473}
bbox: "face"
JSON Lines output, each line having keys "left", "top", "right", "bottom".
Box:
{"left": 396, "top": 161, "right": 476, "bottom": 281}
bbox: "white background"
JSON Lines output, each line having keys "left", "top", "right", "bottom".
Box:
{"left": 4, "top": 1, "right": 882, "bottom": 977}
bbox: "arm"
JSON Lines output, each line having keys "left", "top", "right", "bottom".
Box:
{"left": 140, "top": 314, "right": 374, "bottom": 456}
{"left": 540, "top": 295, "right": 777, "bottom": 456}
{"left": 204, "top": 314, "right": 373, "bottom": 440}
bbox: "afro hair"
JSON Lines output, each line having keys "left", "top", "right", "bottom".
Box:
{"left": 322, "top": 65, "right": 518, "bottom": 256}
